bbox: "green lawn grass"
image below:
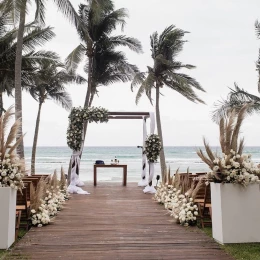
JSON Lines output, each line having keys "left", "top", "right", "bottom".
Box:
{"left": 203, "top": 227, "right": 260, "bottom": 260}
{"left": 0, "top": 229, "right": 28, "bottom": 260}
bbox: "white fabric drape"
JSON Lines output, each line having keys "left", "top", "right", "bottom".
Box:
{"left": 143, "top": 112, "right": 156, "bottom": 193}
{"left": 68, "top": 130, "right": 90, "bottom": 194}
{"left": 138, "top": 117, "right": 148, "bottom": 187}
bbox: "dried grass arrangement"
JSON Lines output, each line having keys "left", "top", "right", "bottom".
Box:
{"left": 197, "top": 104, "right": 260, "bottom": 186}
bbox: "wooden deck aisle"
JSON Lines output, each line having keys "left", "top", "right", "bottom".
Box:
{"left": 7, "top": 183, "right": 233, "bottom": 260}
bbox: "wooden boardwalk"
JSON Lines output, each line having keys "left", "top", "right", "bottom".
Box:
{"left": 6, "top": 183, "right": 233, "bottom": 260}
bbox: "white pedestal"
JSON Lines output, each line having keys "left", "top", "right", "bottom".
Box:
{"left": 0, "top": 187, "right": 17, "bottom": 249}
{"left": 211, "top": 183, "right": 260, "bottom": 244}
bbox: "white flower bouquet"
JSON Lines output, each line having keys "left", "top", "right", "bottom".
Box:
{"left": 144, "top": 134, "right": 162, "bottom": 163}
{"left": 31, "top": 204, "right": 51, "bottom": 227}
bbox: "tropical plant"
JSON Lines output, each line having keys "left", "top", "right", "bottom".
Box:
{"left": 0, "top": 0, "right": 83, "bottom": 158}
{"left": 131, "top": 25, "right": 205, "bottom": 179}
{"left": 66, "top": 2, "right": 142, "bottom": 108}
{"left": 24, "top": 55, "right": 86, "bottom": 174}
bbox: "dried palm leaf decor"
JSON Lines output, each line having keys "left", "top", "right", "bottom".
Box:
{"left": 197, "top": 104, "right": 260, "bottom": 185}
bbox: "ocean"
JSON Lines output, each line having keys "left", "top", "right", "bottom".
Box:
{"left": 24, "top": 146, "right": 260, "bottom": 183}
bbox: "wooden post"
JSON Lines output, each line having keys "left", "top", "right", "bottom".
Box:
{"left": 94, "top": 165, "right": 97, "bottom": 186}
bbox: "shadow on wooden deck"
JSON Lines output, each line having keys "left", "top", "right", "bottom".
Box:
{"left": 5, "top": 183, "right": 233, "bottom": 260}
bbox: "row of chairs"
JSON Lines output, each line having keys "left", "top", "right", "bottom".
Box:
{"left": 178, "top": 172, "right": 212, "bottom": 228}
{"left": 15, "top": 174, "right": 50, "bottom": 240}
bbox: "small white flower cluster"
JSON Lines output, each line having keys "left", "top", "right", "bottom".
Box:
{"left": 171, "top": 195, "right": 198, "bottom": 226}
{"left": 67, "top": 106, "right": 109, "bottom": 151}
{"left": 154, "top": 182, "right": 176, "bottom": 207}
{"left": 154, "top": 182, "right": 199, "bottom": 226}
{"left": 31, "top": 204, "right": 50, "bottom": 227}
{"left": 0, "top": 154, "right": 24, "bottom": 191}
{"left": 145, "top": 134, "right": 162, "bottom": 163}
{"left": 207, "top": 150, "right": 260, "bottom": 186}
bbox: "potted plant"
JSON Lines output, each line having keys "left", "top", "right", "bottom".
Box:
{"left": 0, "top": 106, "right": 24, "bottom": 249}
{"left": 197, "top": 104, "right": 260, "bottom": 244}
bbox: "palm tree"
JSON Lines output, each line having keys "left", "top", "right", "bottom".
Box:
{"left": 66, "top": 2, "right": 142, "bottom": 108}
{"left": 131, "top": 25, "right": 205, "bottom": 179}
{"left": 0, "top": 11, "right": 56, "bottom": 116}
{"left": 0, "top": 0, "right": 86, "bottom": 158}
{"left": 23, "top": 55, "right": 86, "bottom": 174}
{"left": 66, "top": 3, "right": 142, "bottom": 142}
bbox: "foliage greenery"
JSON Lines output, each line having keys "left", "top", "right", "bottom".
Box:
{"left": 67, "top": 106, "right": 109, "bottom": 151}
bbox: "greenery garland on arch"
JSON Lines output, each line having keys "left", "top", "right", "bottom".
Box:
{"left": 67, "top": 107, "right": 109, "bottom": 151}
{"left": 145, "top": 134, "right": 162, "bottom": 163}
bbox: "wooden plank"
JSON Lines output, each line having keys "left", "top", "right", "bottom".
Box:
{"left": 6, "top": 183, "right": 233, "bottom": 260}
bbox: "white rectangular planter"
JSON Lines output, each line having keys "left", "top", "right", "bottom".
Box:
{"left": 211, "top": 183, "right": 260, "bottom": 244}
{"left": 0, "top": 187, "right": 17, "bottom": 249}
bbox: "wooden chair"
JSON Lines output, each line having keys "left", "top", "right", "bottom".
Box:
{"left": 197, "top": 184, "right": 212, "bottom": 228}
{"left": 15, "top": 210, "right": 22, "bottom": 241}
{"left": 16, "top": 185, "right": 31, "bottom": 230}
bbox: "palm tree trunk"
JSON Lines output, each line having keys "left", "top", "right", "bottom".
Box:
{"left": 155, "top": 84, "right": 166, "bottom": 180}
{"left": 15, "top": 2, "right": 26, "bottom": 159}
{"left": 31, "top": 102, "right": 43, "bottom": 175}
{"left": 0, "top": 92, "right": 4, "bottom": 117}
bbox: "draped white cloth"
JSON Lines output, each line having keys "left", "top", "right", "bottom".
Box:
{"left": 68, "top": 133, "right": 90, "bottom": 194}
{"left": 138, "top": 117, "right": 148, "bottom": 187}
{"left": 143, "top": 112, "right": 156, "bottom": 194}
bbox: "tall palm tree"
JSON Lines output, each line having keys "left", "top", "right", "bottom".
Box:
{"left": 66, "top": 2, "right": 142, "bottom": 108}
{"left": 131, "top": 25, "right": 205, "bottom": 179}
{"left": 66, "top": 3, "right": 142, "bottom": 142}
{"left": 24, "top": 56, "right": 86, "bottom": 174}
{"left": 0, "top": 0, "right": 87, "bottom": 158}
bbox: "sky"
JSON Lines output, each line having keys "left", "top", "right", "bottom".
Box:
{"left": 4, "top": 0, "right": 260, "bottom": 147}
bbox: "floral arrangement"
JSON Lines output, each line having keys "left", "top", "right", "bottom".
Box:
{"left": 144, "top": 134, "right": 162, "bottom": 162}
{"left": 154, "top": 170, "right": 203, "bottom": 227}
{"left": 31, "top": 203, "right": 50, "bottom": 227}
{"left": 205, "top": 150, "right": 260, "bottom": 186}
{"left": 30, "top": 170, "right": 69, "bottom": 227}
{"left": 171, "top": 193, "right": 198, "bottom": 226}
{"left": 67, "top": 106, "right": 109, "bottom": 151}
{"left": 0, "top": 106, "right": 25, "bottom": 191}
{"left": 197, "top": 105, "right": 260, "bottom": 186}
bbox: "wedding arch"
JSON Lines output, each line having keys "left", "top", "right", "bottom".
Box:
{"left": 66, "top": 107, "right": 158, "bottom": 194}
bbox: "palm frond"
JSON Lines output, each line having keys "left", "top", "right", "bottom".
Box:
{"left": 131, "top": 72, "right": 146, "bottom": 91}
{"left": 65, "top": 44, "right": 86, "bottom": 73}
{"left": 48, "top": 91, "right": 72, "bottom": 111}
{"left": 34, "top": 0, "right": 46, "bottom": 25}
{"left": 107, "top": 35, "right": 142, "bottom": 53}
{"left": 53, "top": 0, "right": 82, "bottom": 29}
{"left": 230, "top": 104, "right": 249, "bottom": 152}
